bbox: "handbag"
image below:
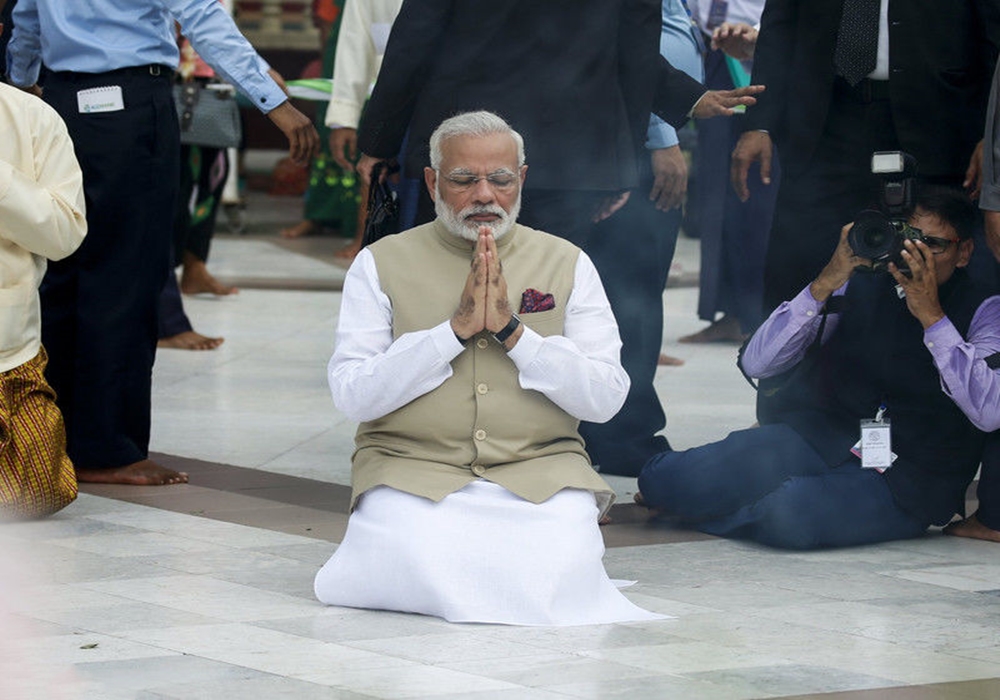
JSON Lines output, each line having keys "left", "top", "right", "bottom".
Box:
{"left": 361, "top": 161, "right": 401, "bottom": 247}
{"left": 173, "top": 81, "right": 243, "bottom": 148}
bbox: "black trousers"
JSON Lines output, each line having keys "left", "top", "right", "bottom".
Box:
{"left": 762, "top": 79, "right": 902, "bottom": 312}
{"left": 41, "top": 68, "right": 179, "bottom": 469}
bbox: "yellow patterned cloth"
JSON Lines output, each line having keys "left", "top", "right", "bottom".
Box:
{"left": 0, "top": 348, "right": 77, "bottom": 519}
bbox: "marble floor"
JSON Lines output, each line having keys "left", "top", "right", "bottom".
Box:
{"left": 3, "top": 193, "right": 999, "bottom": 700}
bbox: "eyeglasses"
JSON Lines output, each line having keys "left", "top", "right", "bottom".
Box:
{"left": 440, "top": 171, "right": 519, "bottom": 192}
{"left": 920, "top": 235, "right": 960, "bottom": 254}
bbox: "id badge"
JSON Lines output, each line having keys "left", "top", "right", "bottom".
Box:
{"left": 77, "top": 85, "right": 124, "bottom": 114}
{"left": 859, "top": 418, "right": 893, "bottom": 470}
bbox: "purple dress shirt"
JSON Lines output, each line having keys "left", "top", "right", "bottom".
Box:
{"left": 742, "top": 282, "right": 1000, "bottom": 432}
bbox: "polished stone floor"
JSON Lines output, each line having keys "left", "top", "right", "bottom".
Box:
{"left": 3, "top": 194, "right": 998, "bottom": 699}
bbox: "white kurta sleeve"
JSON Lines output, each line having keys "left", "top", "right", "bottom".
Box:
{"left": 328, "top": 249, "right": 464, "bottom": 422}
{"left": 507, "top": 252, "right": 630, "bottom": 422}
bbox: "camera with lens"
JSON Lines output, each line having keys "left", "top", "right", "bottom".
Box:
{"left": 847, "top": 151, "right": 923, "bottom": 271}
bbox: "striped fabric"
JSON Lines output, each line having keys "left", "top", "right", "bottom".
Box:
{"left": 0, "top": 348, "right": 77, "bottom": 519}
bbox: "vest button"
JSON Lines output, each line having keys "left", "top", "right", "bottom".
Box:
{"left": 476, "top": 338, "right": 489, "bottom": 349}
{"left": 471, "top": 464, "right": 486, "bottom": 476}
{"left": 474, "top": 429, "right": 487, "bottom": 441}
{"left": 476, "top": 383, "right": 488, "bottom": 395}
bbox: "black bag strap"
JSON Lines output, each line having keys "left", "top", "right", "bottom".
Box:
{"left": 736, "top": 295, "right": 842, "bottom": 391}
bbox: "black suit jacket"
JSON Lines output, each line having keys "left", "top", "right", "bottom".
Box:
{"left": 746, "top": 0, "right": 1000, "bottom": 178}
{"left": 357, "top": 0, "right": 706, "bottom": 191}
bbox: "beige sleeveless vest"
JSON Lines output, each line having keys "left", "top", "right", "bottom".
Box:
{"left": 352, "top": 220, "right": 614, "bottom": 516}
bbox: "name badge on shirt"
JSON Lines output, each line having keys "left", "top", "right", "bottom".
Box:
{"left": 857, "top": 418, "right": 894, "bottom": 471}
{"left": 77, "top": 86, "right": 124, "bottom": 114}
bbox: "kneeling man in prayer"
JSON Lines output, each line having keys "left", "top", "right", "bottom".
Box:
{"left": 314, "top": 111, "right": 661, "bottom": 625}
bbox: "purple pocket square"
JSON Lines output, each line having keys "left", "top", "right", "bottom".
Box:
{"left": 520, "top": 288, "right": 556, "bottom": 313}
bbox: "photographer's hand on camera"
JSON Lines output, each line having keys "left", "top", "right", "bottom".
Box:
{"left": 888, "top": 239, "right": 946, "bottom": 329}
{"left": 810, "top": 224, "right": 871, "bottom": 302}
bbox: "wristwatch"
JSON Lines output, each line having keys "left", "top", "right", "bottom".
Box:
{"left": 491, "top": 313, "right": 521, "bottom": 345}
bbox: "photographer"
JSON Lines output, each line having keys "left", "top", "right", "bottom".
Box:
{"left": 636, "top": 187, "right": 1000, "bottom": 549}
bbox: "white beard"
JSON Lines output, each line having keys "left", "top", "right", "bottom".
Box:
{"left": 435, "top": 184, "right": 521, "bottom": 242}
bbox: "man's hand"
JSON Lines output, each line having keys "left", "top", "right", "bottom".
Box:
{"left": 711, "top": 22, "right": 758, "bottom": 60}
{"left": 451, "top": 230, "right": 489, "bottom": 340}
{"left": 482, "top": 229, "right": 513, "bottom": 332}
{"left": 593, "top": 191, "right": 631, "bottom": 222}
{"left": 730, "top": 130, "right": 773, "bottom": 202}
{"left": 16, "top": 83, "right": 43, "bottom": 98}
{"left": 984, "top": 210, "right": 1000, "bottom": 263}
{"left": 810, "top": 224, "right": 871, "bottom": 302}
{"left": 649, "top": 146, "right": 688, "bottom": 211}
{"left": 330, "top": 127, "right": 358, "bottom": 171}
{"left": 356, "top": 153, "right": 392, "bottom": 186}
{"left": 888, "top": 239, "right": 946, "bottom": 329}
{"left": 964, "top": 139, "right": 984, "bottom": 200}
{"left": 266, "top": 101, "right": 320, "bottom": 165}
{"left": 691, "top": 85, "right": 765, "bottom": 119}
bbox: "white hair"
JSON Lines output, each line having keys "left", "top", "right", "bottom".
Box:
{"left": 428, "top": 111, "right": 526, "bottom": 170}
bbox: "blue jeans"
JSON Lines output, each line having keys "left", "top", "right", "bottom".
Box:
{"left": 638, "top": 424, "right": 927, "bottom": 549}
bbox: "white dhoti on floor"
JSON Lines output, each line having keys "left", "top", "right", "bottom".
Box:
{"left": 314, "top": 480, "right": 664, "bottom": 626}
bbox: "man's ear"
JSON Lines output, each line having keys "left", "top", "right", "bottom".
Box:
{"left": 956, "top": 238, "right": 974, "bottom": 268}
{"left": 955, "top": 238, "right": 976, "bottom": 267}
{"left": 519, "top": 164, "right": 528, "bottom": 186}
{"left": 424, "top": 167, "right": 437, "bottom": 202}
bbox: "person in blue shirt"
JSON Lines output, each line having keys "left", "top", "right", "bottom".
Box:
{"left": 6, "top": 0, "right": 319, "bottom": 486}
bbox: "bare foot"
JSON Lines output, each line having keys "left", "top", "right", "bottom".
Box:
{"left": 158, "top": 330, "right": 224, "bottom": 350}
{"left": 180, "top": 256, "right": 238, "bottom": 296}
{"left": 76, "top": 459, "right": 189, "bottom": 485}
{"left": 943, "top": 513, "right": 1000, "bottom": 543}
{"left": 280, "top": 219, "right": 320, "bottom": 239}
{"left": 334, "top": 239, "right": 363, "bottom": 260}
{"left": 658, "top": 353, "right": 685, "bottom": 366}
{"left": 678, "top": 315, "right": 747, "bottom": 344}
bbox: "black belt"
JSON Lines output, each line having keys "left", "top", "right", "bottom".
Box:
{"left": 51, "top": 64, "right": 173, "bottom": 81}
{"left": 834, "top": 76, "right": 891, "bottom": 103}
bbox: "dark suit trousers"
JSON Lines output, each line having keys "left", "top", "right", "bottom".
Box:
{"left": 762, "top": 80, "right": 901, "bottom": 312}
{"left": 694, "top": 49, "right": 778, "bottom": 332}
{"left": 41, "top": 69, "right": 179, "bottom": 469}
{"left": 520, "top": 188, "right": 675, "bottom": 476}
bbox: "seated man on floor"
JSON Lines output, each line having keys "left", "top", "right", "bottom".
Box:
{"left": 0, "top": 75, "right": 87, "bottom": 518}
{"left": 637, "top": 186, "right": 1000, "bottom": 549}
{"left": 314, "top": 111, "right": 661, "bottom": 625}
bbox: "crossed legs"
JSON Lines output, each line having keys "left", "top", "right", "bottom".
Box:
{"left": 638, "top": 424, "right": 926, "bottom": 549}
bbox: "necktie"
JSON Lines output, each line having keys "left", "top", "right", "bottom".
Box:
{"left": 834, "top": 0, "right": 881, "bottom": 86}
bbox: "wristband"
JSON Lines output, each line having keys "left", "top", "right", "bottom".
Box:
{"left": 491, "top": 313, "right": 521, "bottom": 345}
